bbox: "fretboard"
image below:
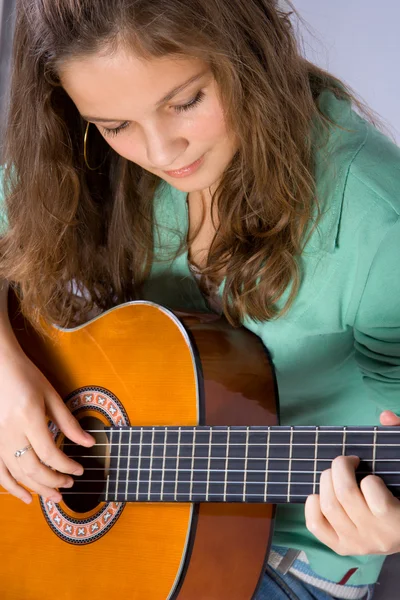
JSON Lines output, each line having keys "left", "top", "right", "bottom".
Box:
{"left": 101, "top": 425, "right": 400, "bottom": 504}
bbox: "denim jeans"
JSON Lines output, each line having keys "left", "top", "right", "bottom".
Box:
{"left": 254, "top": 565, "right": 375, "bottom": 600}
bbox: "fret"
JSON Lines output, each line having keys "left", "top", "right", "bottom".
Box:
{"left": 160, "top": 427, "right": 167, "bottom": 501}
{"left": 192, "top": 428, "right": 210, "bottom": 501}
{"left": 374, "top": 428, "right": 400, "bottom": 488}
{"left": 115, "top": 428, "right": 122, "bottom": 499}
{"left": 239, "top": 427, "right": 272, "bottom": 502}
{"left": 208, "top": 427, "right": 227, "bottom": 501}
{"left": 176, "top": 428, "right": 194, "bottom": 501}
{"left": 107, "top": 428, "right": 115, "bottom": 500}
{"left": 174, "top": 427, "right": 181, "bottom": 502}
{"left": 342, "top": 426, "right": 347, "bottom": 456}
{"left": 316, "top": 428, "right": 344, "bottom": 487}
{"left": 138, "top": 428, "right": 152, "bottom": 500}
{"left": 223, "top": 427, "right": 231, "bottom": 502}
{"left": 264, "top": 428, "right": 271, "bottom": 502}
{"left": 372, "top": 427, "right": 377, "bottom": 475}
{"left": 225, "top": 427, "right": 245, "bottom": 502}
{"left": 347, "top": 428, "right": 373, "bottom": 461}
{"left": 267, "top": 428, "right": 290, "bottom": 503}
{"left": 287, "top": 427, "right": 294, "bottom": 503}
{"left": 136, "top": 428, "right": 144, "bottom": 501}
{"left": 152, "top": 427, "right": 166, "bottom": 500}
{"left": 206, "top": 427, "right": 212, "bottom": 501}
{"left": 124, "top": 427, "right": 132, "bottom": 501}
{"left": 348, "top": 427, "right": 374, "bottom": 489}
{"left": 313, "top": 427, "right": 319, "bottom": 494}
{"left": 124, "top": 427, "right": 140, "bottom": 501}
{"left": 115, "top": 428, "right": 130, "bottom": 501}
{"left": 243, "top": 428, "right": 249, "bottom": 501}
{"left": 290, "top": 428, "right": 314, "bottom": 500}
{"left": 160, "top": 427, "right": 178, "bottom": 501}
{"left": 316, "top": 429, "right": 343, "bottom": 462}
{"left": 189, "top": 427, "right": 197, "bottom": 502}
{"left": 147, "top": 428, "right": 155, "bottom": 501}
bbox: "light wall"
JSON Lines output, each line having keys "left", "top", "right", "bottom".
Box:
{"left": 291, "top": 0, "right": 399, "bottom": 143}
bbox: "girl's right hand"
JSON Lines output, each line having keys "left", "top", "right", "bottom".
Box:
{"left": 0, "top": 344, "right": 95, "bottom": 504}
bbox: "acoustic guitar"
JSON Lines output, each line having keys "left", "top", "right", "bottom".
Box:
{"left": 1, "top": 299, "right": 398, "bottom": 599}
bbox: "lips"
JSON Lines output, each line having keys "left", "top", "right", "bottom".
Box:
{"left": 163, "top": 154, "right": 205, "bottom": 178}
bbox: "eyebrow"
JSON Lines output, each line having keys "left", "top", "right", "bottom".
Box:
{"left": 81, "top": 70, "right": 208, "bottom": 123}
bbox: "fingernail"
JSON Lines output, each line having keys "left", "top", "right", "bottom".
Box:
{"left": 73, "top": 467, "right": 84, "bottom": 476}
{"left": 22, "top": 496, "right": 32, "bottom": 505}
{"left": 62, "top": 479, "right": 74, "bottom": 488}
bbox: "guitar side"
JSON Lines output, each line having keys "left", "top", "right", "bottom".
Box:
{"left": 1, "top": 297, "right": 277, "bottom": 600}
{"left": 172, "top": 310, "right": 278, "bottom": 600}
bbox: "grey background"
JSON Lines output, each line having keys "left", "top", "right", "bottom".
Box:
{"left": 292, "top": 0, "right": 400, "bottom": 143}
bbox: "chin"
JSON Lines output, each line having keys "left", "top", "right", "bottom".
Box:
{"left": 166, "top": 173, "right": 221, "bottom": 193}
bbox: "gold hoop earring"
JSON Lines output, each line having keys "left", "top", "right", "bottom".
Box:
{"left": 84, "top": 121, "right": 104, "bottom": 170}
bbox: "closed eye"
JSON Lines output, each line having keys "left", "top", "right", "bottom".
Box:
{"left": 101, "top": 90, "right": 205, "bottom": 138}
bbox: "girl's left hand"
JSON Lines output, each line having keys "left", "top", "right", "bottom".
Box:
{"left": 305, "top": 410, "right": 400, "bottom": 556}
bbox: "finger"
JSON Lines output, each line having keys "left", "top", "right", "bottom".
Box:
{"left": 18, "top": 473, "right": 63, "bottom": 503}
{"left": 380, "top": 411, "right": 400, "bottom": 426}
{"left": 305, "top": 494, "right": 339, "bottom": 549}
{"left": 9, "top": 443, "right": 75, "bottom": 490}
{"left": 318, "top": 467, "right": 358, "bottom": 537}
{"left": 45, "top": 392, "right": 95, "bottom": 446}
{"left": 360, "top": 474, "right": 399, "bottom": 518}
{"left": 25, "top": 412, "right": 85, "bottom": 475}
{"left": 331, "top": 455, "right": 370, "bottom": 526}
{"left": 30, "top": 427, "right": 85, "bottom": 475}
{"left": 0, "top": 459, "right": 32, "bottom": 504}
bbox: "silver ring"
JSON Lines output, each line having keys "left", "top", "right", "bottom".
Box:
{"left": 14, "top": 444, "right": 33, "bottom": 458}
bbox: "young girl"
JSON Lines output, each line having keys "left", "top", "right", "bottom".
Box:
{"left": 1, "top": 1, "right": 400, "bottom": 598}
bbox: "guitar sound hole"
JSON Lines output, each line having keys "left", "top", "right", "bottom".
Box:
{"left": 61, "top": 416, "right": 108, "bottom": 513}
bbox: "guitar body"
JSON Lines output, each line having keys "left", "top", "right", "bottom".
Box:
{"left": 2, "top": 300, "right": 278, "bottom": 600}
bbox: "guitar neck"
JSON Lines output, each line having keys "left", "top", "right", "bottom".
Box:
{"left": 102, "top": 425, "right": 400, "bottom": 504}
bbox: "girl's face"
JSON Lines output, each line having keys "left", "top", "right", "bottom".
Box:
{"left": 60, "top": 48, "right": 238, "bottom": 194}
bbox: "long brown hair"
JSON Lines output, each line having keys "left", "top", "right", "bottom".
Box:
{"left": 0, "top": 0, "right": 389, "bottom": 330}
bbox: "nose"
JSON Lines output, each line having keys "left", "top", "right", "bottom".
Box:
{"left": 143, "top": 121, "right": 188, "bottom": 170}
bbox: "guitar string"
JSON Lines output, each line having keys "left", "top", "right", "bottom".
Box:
{"left": 0, "top": 479, "right": 386, "bottom": 488}
{"left": 2, "top": 469, "right": 398, "bottom": 488}
{"left": 62, "top": 442, "right": 400, "bottom": 447}
{"left": 40, "top": 472, "right": 400, "bottom": 478}
{"left": 67, "top": 457, "right": 400, "bottom": 463}
{"left": 2, "top": 489, "right": 400, "bottom": 498}
{"left": 57, "top": 479, "right": 400, "bottom": 486}
{"left": 4, "top": 472, "right": 400, "bottom": 497}
{"left": 13, "top": 477, "right": 400, "bottom": 484}
{"left": 0, "top": 491, "right": 350, "bottom": 498}
{"left": 69, "top": 428, "right": 400, "bottom": 434}
{"left": 2, "top": 482, "right": 400, "bottom": 497}
{"left": 33, "top": 479, "right": 364, "bottom": 485}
